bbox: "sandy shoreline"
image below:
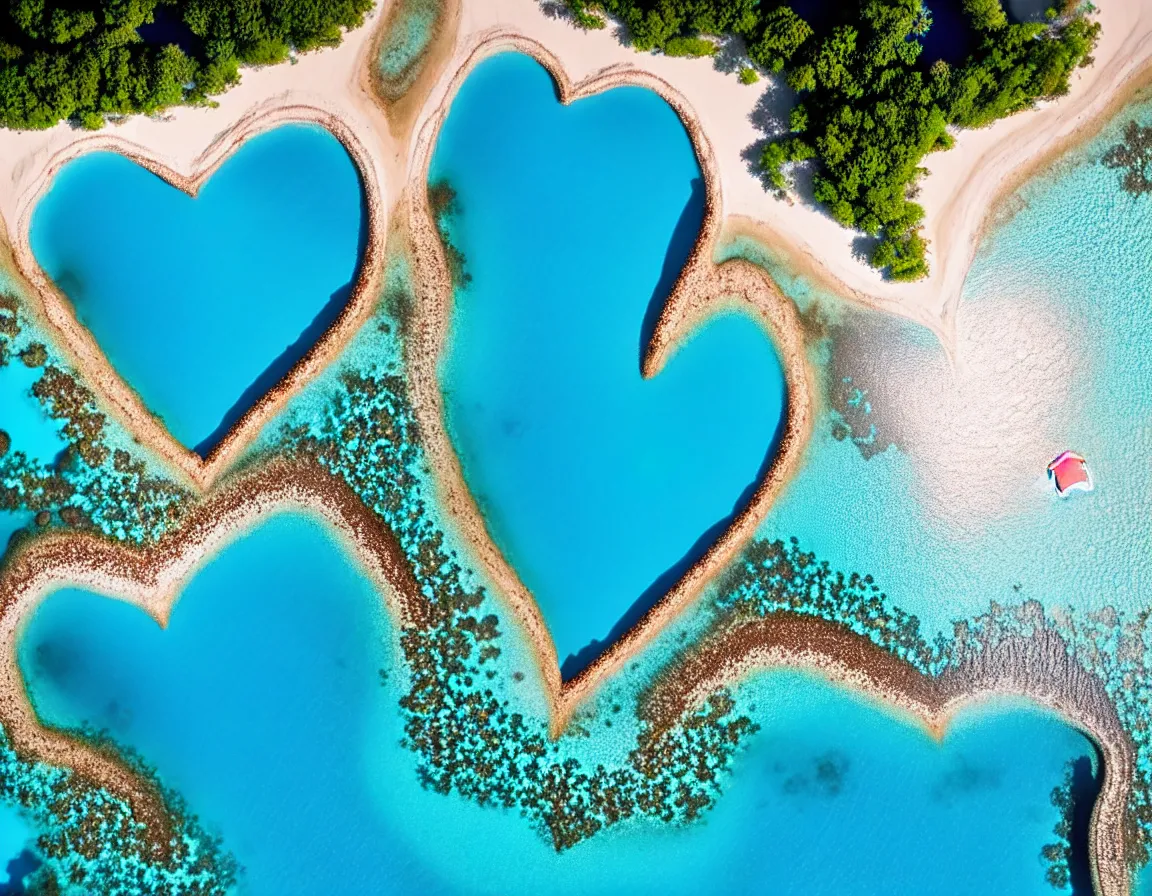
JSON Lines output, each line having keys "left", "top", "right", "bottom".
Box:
{"left": 7, "top": 104, "right": 388, "bottom": 491}
{"left": 438, "top": 1, "right": 1152, "bottom": 348}
{"left": 0, "top": 0, "right": 1147, "bottom": 491}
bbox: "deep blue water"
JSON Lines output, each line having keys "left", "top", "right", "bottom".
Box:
{"left": 432, "top": 53, "right": 787, "bottom": 676}
{"left": 921, "top": 0, "right": 978, "bottom": 66}
{"left": 28, "top": 124, "right": 365, "bottom": 456}
{"left": 16, "top": 512, "right": 1094, "bottom": 895}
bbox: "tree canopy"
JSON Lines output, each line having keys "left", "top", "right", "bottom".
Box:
{"left": 563, "top": 0, "right": 1100, "bottom": 280}
{"left": 0, "top": 0, "right": 372, "bottom": 131}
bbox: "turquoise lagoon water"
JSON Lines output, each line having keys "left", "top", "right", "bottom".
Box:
{"left": 0, "top": 359, "right": 68, "bottom": 550}
{"left": 0, "top": 360, "right": 66, "bottom": 465}
{"left": 0, "top": 801, "right": 38, "bottom": 891}
{"left": 28, "top": 124, "right": 365, "bottom": 455}
{"left": 749, "top": 94, "right": 1152, "bottom": 640}
{"left": 433, "top": 53, "right": 787, "bottom": 675}
{"left": 17, "top": 511, "right": 1095, "bottom": 895}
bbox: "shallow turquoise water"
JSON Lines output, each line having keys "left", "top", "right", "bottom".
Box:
{"left": 378, "top": 0, "right": 440, "bottom": 82}
{"left": 432, "top": 54, "right": 787, "bottom": 675}
{"left": 17, "top": 511, "right": 1092, "bottom": 895}
{"left": 0, "top": 359, "right": 67, "bottom": 552}
{"left": 0, "top": 360, "right": 66, "bottom": 465}
{"left": 755, "top": 94, "right": 1152, "bottom": 639}
{"left": 0, "top": 802, "right": 36, "bottom": 888}
{"left": 19, "top": 514, "right": 441, "bottom": 895}
{"left": 28, "top": 124, "right": 364, "bottom": 455}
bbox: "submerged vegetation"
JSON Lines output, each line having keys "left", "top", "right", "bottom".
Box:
{"left": 560, "top": 0, "right": 1100, "bottom": 280}
{"left": 427, "top": 179, "right": 471, "bottom": 288}
{"left": 376, "top": 0, "right": 446, "bottom": 101}
{"left": 0, "top": 0, "right": 372, "bottom": 130}
{"left": 0, "top": 290, "right": 189, "bottom": 545}
{"left": 1103, "top": 119, "right": 1152, "bottom": 196}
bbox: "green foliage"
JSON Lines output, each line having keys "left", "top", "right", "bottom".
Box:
{"left": 663, "top": 35, "right": 716, "bottom": 57}
{"left": 0, "top": 0, "right": 371, "bottom": 130}
{"left": 870, "top": 230, "right": 929, "bottom": 281}
{"left": 563, "top": 1, "right": 607, "bottom": 30}
{"left": 586, "top": 0, "right": 1100, "bottom": 281}
{"left": 738, "top": 66, "right": 759, "bottom": 85}
{"left": 963, "top": 0, "right": 1009, "bottom": 31}
{"left": 748, "top": 7, "right": 812, "bottom": 73}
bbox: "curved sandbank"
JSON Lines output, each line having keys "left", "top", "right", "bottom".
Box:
{"left": 0, "top": 456, "right": 423, "bottom": 846}
{"left": 0, "top": 452, "right": 1134, "bottom": 895}
{"left": 405, "top": 31, "right": 814, "bottom": 734}
{"left": 0, "top": 5, "right": 401, "bottom": 493}
{"left": 640, "top": 613, "right": 1134, "bottom": 896}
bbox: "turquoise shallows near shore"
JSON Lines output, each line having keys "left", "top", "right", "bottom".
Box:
{"left": 17, "top": 512, "right": 1093, "bottom": 895}
{"left": 28, "top": 123, "right": 364, "bottom": 456}
{"left": 0, "top": 803, "right": 35, "bottom": 887}
{"left": 744, "top": 91, "right": 1152, "bottom": 642}
{"left": 432, "top": 53, "right": 787, "bottom": 674}
{"left": 0, "top": 361, "right": 66, "bottom": 465}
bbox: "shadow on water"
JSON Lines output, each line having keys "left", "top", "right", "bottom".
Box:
{"left": 560, "top": 417, "right": 787, "bottom": 680}
{"left": 193, "top": 191, "right": 371, "bottom": 458}
{"left": 637, "top": 176, "right": 705, "bottom": 369}
{"left": 0, "top": 849, "right": 41, "bottom": 895}
{"left": 1006, "top": 0, "right": 1052, "bottom": 24}
{"left": 1067, "top": 751, "right": 1102, "bottom": 896}
{"left": 920, "top": 0, "right": 978, "bottom": 68}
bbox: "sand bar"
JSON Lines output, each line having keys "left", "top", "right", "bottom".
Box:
{"left": 641, "top": 613, "right": 1134, "bottom": 896}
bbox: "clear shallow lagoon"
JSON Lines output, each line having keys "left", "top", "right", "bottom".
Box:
{"left": 28, "top": 124, "right": 365, "bottom": 455}
{"left": 17, "top": 512, "right": 1092, "bottom": 895}
{"left": 0, "top": 802, "right": 37, "bottom": 891}
{"left": 432, "top": 53, "right": 787, "bottom": 676}
{"left": 18, "top": 514, "right": 442, "bottom": 895}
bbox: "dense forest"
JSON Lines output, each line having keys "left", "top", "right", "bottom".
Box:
{"left": 562, "top": 0, "right": 1100, "bottom": 280}
{"left": 0, "top": 0, "right": 372, "bottom": 131}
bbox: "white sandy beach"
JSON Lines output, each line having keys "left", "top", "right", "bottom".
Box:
{"left": 0, "top": 0, "right": 1148, "bottom": 382}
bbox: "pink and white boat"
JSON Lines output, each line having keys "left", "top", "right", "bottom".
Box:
{"left": 1047, "top": 451, "right": 1094, "bottom": 496}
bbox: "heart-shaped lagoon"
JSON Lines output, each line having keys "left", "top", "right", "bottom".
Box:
{"left": 433, "top": 54, "right": 787, "bottom": 677}
{"left": 29, "top": 124, "right": 366, "bottom": 456}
